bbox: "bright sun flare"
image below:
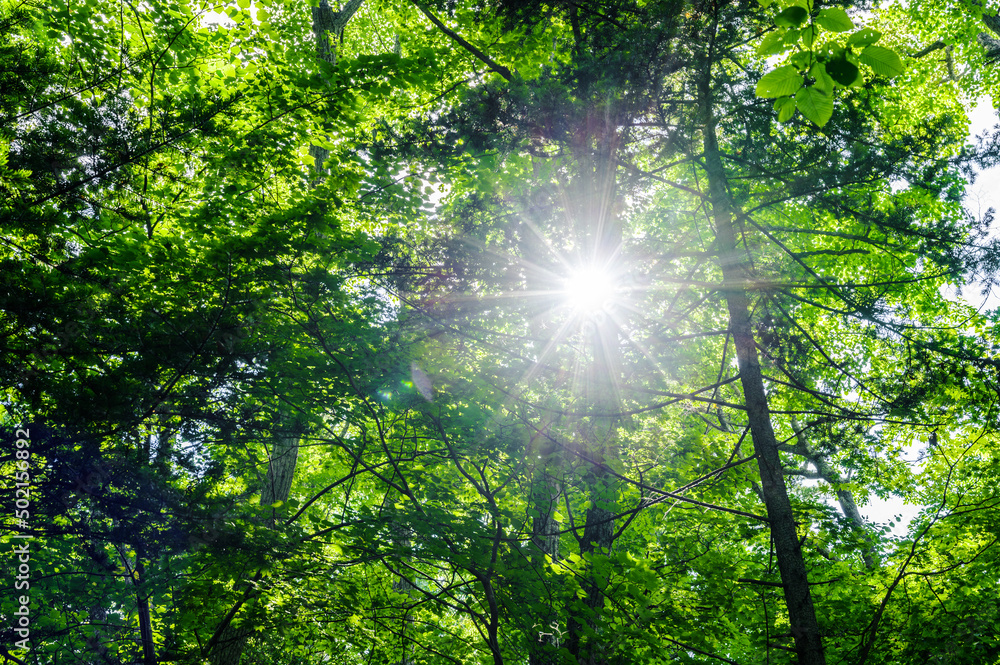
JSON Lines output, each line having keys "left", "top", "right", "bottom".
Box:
{"left": 563, "top": 267, "right": 617, "bottom": 314}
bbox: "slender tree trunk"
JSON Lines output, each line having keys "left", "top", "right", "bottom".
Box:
{"left": 567, "top": 307, "right": 619, "bottom": 665}
{"left": 115, "top": 544, "right": 157, "bottom": 665}
{"left": 135, "top": 555, "right": 156, "bottom": 665}
{"left": 833, "top": 486, "right": 877, "bottom": 567}
{"left": 260, "top": 426, "right": 300, "bottom": 522}
{"left": 566, "top": 470, "right": 614, "bottom": 665}
{"left": 519, "top": 210, "right": 567, "bottom": 664}
{"left": 786, "top": 421, "right": 875, "bottom": 569}
{"left": 528, "top": 432, "right": 562, "bottom": 665}
{"left": 699, "top": 70, "right": 827, "bottom": 665}
{"left": 564, "top": 107, "right": 622, "bottom": 665}
{"left": 85, "top": 539, "right": 111, "bottom": 665}
{"left": 388, "top": 515, "right": 418, "bottom": 665}
{"left": 205, "top": 3, "right": 352, "bottom": 656}
{"left": 205, "top": 3, "right": 345, "bottom": 653}
{"left": 309, "top": 0, "right": 364, "bottom": 178}
{"left": 565, "top": 427, "right": 616, "bottom": 665}
{"left": 531, "top": 472, "right": 561, "bottom": 562}
{"left": 208, "top": 418, "right": 302, "bottom": 665}
{"left": 208, "top": 626, "right": 251, "bottom": 665}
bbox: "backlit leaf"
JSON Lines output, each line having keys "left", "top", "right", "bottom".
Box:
{"left": 847, "top": 27, "right": 882, "bottom": 48}
{"left": 860, "top": 45, "right": 904, "bottom": 77}
{"left": 775, "top": 96, "right": 797, "bottom": 122}
{"left": 795, "top": 86, "right": 833, "bottom": 126}
{"left": 756, "top": 65, "right": 805, "bottom": 98}
{"left": 816, "top": 8, "right": 854, "bottom": 31}
{"left": 775, "top": 6, "right": 808, "bottom": 27}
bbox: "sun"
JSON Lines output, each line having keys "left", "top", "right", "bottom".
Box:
{"left": 562, "top": 265, "right": 617, "bottom": 314}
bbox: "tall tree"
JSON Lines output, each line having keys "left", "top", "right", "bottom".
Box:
{"left": 4, "top": 0, "right": 1000, "bottom": 663}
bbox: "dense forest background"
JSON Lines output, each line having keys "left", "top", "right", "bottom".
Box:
{"left": 2, "top": 0, "right": 1000, "bottom": 662}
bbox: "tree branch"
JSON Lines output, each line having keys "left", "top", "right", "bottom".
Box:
{"left": 412, "top": 1, "right": 514, "bottom": 81}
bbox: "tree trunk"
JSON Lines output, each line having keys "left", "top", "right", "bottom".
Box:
{"left": 785, "top": 420, "right": 875, "bottom": 569}
{"left": 528, "top": 437, "right": 562, "bottom": 665}
{"left": 520, "top": 214, "right": 567, "bottom": 665}
{"left": 699, "top": 74, "right": 827, "bottom": 665}
{"left": 260, "top": 427, "right": 300, "bottom": 523}
{"left": 208, "top": 626, "right": 251, "bottom": 665}
{"left": 566, "top": 315, "right": 619, "bottom": 665}
{"left": 310, "top": 0, "right": 364, "bottom": 178}
{"left": 135, "top": 556, "right": 156, "bottom": 665}
{"left": 566, "top": 481, "right": 614, "bottom": 665}
{"left": 207, "top": 418, "right": 302, "bottom": 665}
{"left": 115, "top": 544, "right": 157, "bottom": 665}
{"left": 388, "top": 516, "right": 418, "bottom": 665}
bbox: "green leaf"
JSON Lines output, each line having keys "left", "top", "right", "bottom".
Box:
{"left": 859, "top": 45, "right": 904, "bottom": 77}
{"left": 825, "top": 57, "right": 861, "bottom": 86}
{"left": 774, "top": 96, "right": 797, "bottom": 122}
{"left": 755, "top": 65, "right": 805, "bottom": 98}
{"left": 847, "top": 27, "right": 882, "bottom": 49}
{"left": 790, "top": 51, "right": 811, "bottom": 69}
{"left": 756, "top": 31, "right": 786, "bottom": 56}
{"left": 795, "top": 86, "right": 833, "bottom": 126}
{"left": 774, "top": 6, "right": 808, "bottom": 27}
{"left": 815, "top": 8, "right": 854, "bottom": 32}
{"left": 810, "top": 62, "right": 834, "bottom": 94}
{"left": 801, "top": 24, "right": 818, "bottom": 48}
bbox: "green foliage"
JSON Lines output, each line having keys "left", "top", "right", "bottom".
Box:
{"left": 1, "top": 0, "right": 999, "bottom": 663}
{"left": 753, "top": 0, "right": 907, "bottom": 125}
{"left": 757, "top": 65, "right": 806, "bottom": 97}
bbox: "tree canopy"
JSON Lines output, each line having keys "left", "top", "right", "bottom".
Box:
{"left": 2, "top": 0, "right": 1000, "bottom": 663}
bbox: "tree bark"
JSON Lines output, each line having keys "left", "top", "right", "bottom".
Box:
{"left": 785, "top": 420, "right": 875, "bottom": 569}
{"left": 310, "top": 0, "right": 364, "bottom": 178}
{"left": 699, "top": 78, "right": 827, "bottom": 665}
{"left": 260, "top": 427, "right": 300, "bottom": 523}
{"left": 114, "top": 544, "right": 158, "bottom": 665}
{"left": 135, "top": 556, "right": 156, "bottom": 665}
{"left": 311, "top": 0, "right": 364, "bottom": 66}
{"left": 388, "top": 514, "right": 418, "bottom": 665}
{"left": 208, "top": 626, "right": 251, "bottom": 665}
{"left": 207, "top": 417, "right": 302, "bottom": 665}
{"left": 520, "top": 216, "right": 566, "bottom": 665}
{"left": 565, "top": 482, "right": 614, "bottom": 665}
{"left": 528, "top": 438, "right": 562, "bottom": 665}
{"left": 566, "top": 318, "right": 619, "bottom": 665}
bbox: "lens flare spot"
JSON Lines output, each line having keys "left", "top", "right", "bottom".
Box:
{"left": 563, "top": 266, "right": 616, "bottom": 314}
